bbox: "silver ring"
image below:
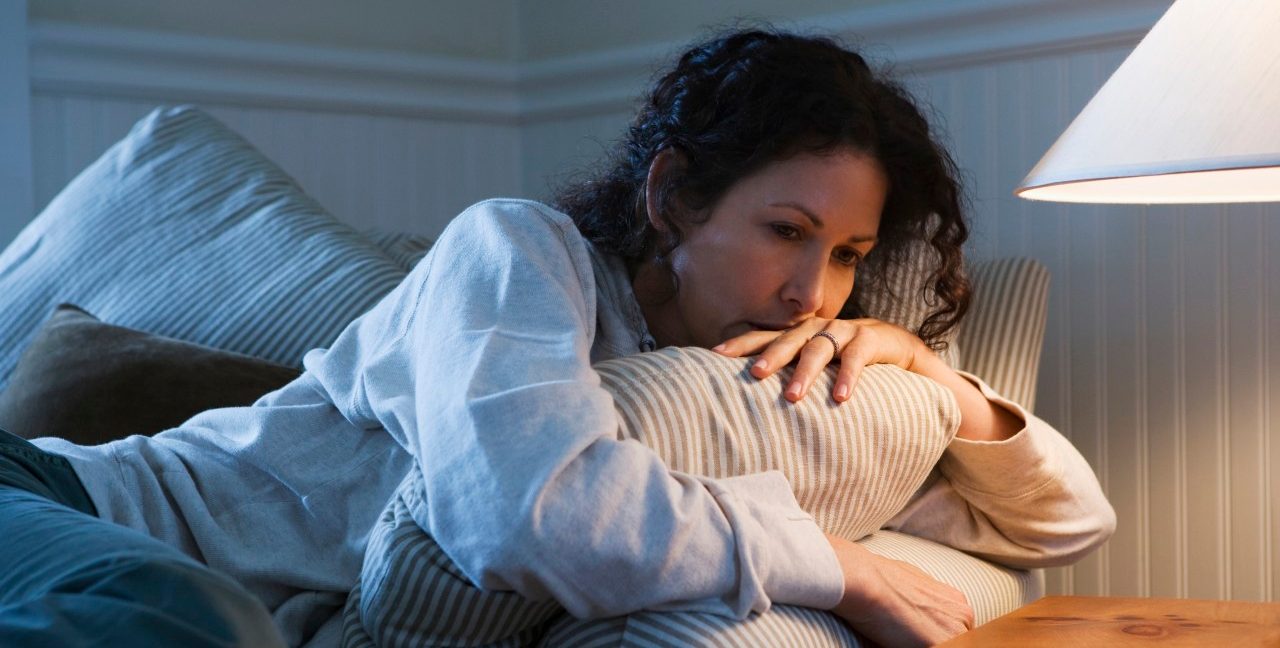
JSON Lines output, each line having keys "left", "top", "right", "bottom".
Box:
{"left": 811, "top": 330, "right": 842, "bottom": 356}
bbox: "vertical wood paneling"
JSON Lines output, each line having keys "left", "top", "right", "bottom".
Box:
{"left": 1182, "top": 207, "right": 1227, "bottom": 599}
{"left": 1226, "top": 206, "right": 1266, "bottom": 601}
{"left": 1266, "top": 215, "right": 1280, "bottom": 601}
{"left": 1102, "top": 204, "right": 1143, "bottom": 596}
{"left": 974, "top": 66, "right": 1001, "bottom": 263}
{"left": 29, "top": 94, "right": 64, "bottom": 212}
{"left": 1145, "top": 206, "right": 1185, "bottom": 598}
{"left": 1068, "top": 198, "right": 1107, "bottom": 595}
{"left": 0, "top": 0, "right": 33, "bottom": 244}
{"left": 30, "top": 95, "right": 523, "bottom": 238}
{"left": 995, "top": 59, "right": 1029, "bottom": 258}
{"left": 520, "top": 110, "right": 635, "bottom": 203}
{"left": 1135, "top": 208, "right": 1151, "bottom": 596}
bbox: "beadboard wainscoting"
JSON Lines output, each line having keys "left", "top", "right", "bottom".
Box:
{"left": 14, "top": 0, "right": 1276, "bottom": 604}
{"left": 29, "top": 94, "right": 524, "bottom": 238}
{"left": 911, "top": 50, "right": 1280, "bottom": 603}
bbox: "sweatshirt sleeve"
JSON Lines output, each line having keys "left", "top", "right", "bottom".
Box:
{"left": 884, "top": 371, "right": 1116, "bottom": 568}
{"left": 304, "top": 200, "right": 843, "bottom": 618}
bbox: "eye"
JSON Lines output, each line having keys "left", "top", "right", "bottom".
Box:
{"left": 834, "top": 247, "right": 862, "bottom": 267}
{"left": 770, "top": 223, "right": 803, "bottom": 240}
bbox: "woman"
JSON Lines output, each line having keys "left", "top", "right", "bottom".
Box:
{"left": 4, "top": 29, "right": 1113, "bottom": 648}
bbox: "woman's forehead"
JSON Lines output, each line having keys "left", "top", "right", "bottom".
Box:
{"left": 726, "top": 152, "right": 887, "bottom": 231}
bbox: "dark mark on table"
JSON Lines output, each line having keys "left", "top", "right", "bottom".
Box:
{"left": 1122, "top": 624, "right": 1166, "bottom": 637}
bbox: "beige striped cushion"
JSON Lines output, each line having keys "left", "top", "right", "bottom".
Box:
{"left": 524, "top": 528, "right": 1044, "bottom": 647}
{"left": 858, "top": 530, "right": 1042, "bottom": 625}
{"left": 538, "top": 530, "right": 1042, "bottom": 647}
{"left": 956, "top": 258, "right": 1049, "bottom": 411}
{"left": 599, "top": 347, "right": 959, "bottom": 540}
{"left": 540, "top": 602, "right": 861, "bottom": 648}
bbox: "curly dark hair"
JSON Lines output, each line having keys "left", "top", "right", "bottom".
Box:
{"left": 554, "top": 28, "right": 970, "bottom": 348}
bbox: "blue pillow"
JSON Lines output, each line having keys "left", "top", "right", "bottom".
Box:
{"left": 0, "top": 105, "right": 407, "bottom": 391}
{"left": 361, "top": 230, "right": 432, "bottom": 273}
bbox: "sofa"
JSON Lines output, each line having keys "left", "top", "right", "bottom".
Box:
{"left": 0, "top": 105, "right": 1051, "bottom": 646}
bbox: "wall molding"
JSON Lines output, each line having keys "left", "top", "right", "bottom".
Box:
{"left": 28, "top": 0, "right": 1172, "bottom": 123}
{"left": 28, "top": 21, "right": 522, "bottom": 122}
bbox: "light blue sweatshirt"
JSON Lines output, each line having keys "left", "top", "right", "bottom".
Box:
{"left": 34, "top": 199, "right": 847, "bottom": 645}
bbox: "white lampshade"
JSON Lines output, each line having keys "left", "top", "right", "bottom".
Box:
{"left": 1017, "top": 0, "right": 1280, "bottom": 204}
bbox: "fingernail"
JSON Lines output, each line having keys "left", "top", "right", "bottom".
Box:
{"left": 786, "top": 382, "right": 801, "bottom": 399}
{"left": 835, "top": 384, "right": 850, "bottom": 400}
{"left": 753, "top": 359, "right": 768, "bottom": 372}
{"left": 712, "top": 343, "right": 727, "bottom": 353}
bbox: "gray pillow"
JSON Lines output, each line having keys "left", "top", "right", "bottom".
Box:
{"left": 0, "top": 304, "right": 300, "bottom": 445}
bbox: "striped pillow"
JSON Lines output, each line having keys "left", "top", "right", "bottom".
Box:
{"left": 361, "top": 230, "right": 433, "bottom": 273}
{"left": 534, "top": 531, "right": 1042, "bottom": 647}
{"left": 0, "top": 106, "right": 406, "bottom": 391}
{"left": 599, "top": 347, "right": 959, "bottom": 540}
{"left": 345, "top": 348, "right": 962, "bottom": 647}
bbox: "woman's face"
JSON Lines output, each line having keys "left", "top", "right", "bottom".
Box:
{"left": 638, "top": 150, "right": 888, "bottom": 349}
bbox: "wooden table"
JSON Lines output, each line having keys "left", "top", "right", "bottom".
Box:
{"left": 937, "top": 595, "right": 1280, "bottom": 646}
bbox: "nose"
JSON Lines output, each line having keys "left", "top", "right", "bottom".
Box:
{"left": 781, "top": 254, "right": 831, "bottom": 316}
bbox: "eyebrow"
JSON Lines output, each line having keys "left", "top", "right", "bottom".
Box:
{"left": 770, "top": 202, "right": 878, "bottom": 244}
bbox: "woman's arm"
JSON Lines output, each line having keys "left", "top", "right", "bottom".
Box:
{"left": 716, "top": 318, "right": 1116, "bottom": 567}
{"left": 908, "top": 351, "right": 1021, "bottom": 442}
{"left": 304, "top": 200, "right": 843, "bottom": 618}
{"left": 826, "top": 534, "right": 973, "bottom": 648}
{"left": 894, "top": 341, "right": 1116, "bottom": 566}
{"left": 884, "top": 372, "right": 1117, "bottom": 568}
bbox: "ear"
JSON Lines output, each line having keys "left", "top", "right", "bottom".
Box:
{"left": 644, "top": 148, "right": 686, "bottom": 232}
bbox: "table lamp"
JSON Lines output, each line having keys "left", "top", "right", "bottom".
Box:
{"left": 1016, "top": 0, "right": 1280, "bottom": 204}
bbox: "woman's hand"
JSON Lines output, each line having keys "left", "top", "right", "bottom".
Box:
{"left": 826, "top": 534, "right": 973, "bottom": 647}
{"left": 712, "top": 317, "right": 930, "bottom": 403}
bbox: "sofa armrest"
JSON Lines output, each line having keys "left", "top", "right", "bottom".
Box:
{"left": 858, "top": 529, "right": 1044, "bottom": 626}
{"left": 956, "top": 257, "right": 1050, "bottom": 411}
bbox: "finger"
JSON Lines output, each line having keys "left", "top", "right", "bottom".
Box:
{"left": 833, "top": 329, "right": 871, "bottom": 402}
{"left": 785, "top": 335, "right": 840, "bottom": 402}
{"left": 712, "top": 329, "right": 785, "bottom": 357}
{"left": 959, "top": 596, "right": 975, "bottom": 630}
{"left": 834, "top": 361, "right": 861, "bottom": 403}
{"left": 750, "top": 322, "right": 825, "bottom": 379}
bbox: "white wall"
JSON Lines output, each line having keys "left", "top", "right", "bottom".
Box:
{"left": 30, "top": 0, "right": 520, "bottom": 60}
{"left": 28, "top": 95, "right": 523, "bottom": 238}
{"left": 517, "top": 0, "right": 900, "bottom": 59}
{"left": 12, "top": 0, "right": 1280, "bottom": 603}
{"left": 0, "top": 0, "right": 34, "bottom": 244}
